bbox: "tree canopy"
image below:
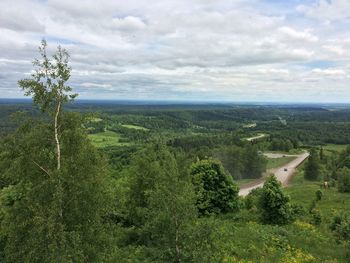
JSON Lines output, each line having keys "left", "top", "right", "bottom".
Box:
{"left": 190, "top": 159, "right": 239, "bottom": 215}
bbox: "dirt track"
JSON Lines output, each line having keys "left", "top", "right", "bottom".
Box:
{"left": 239, "top": 152, "right": 309, "bottom": 196}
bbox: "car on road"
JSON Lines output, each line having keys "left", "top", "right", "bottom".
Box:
{"left": 284, "top": 168, "right": 288, "bottom": 171}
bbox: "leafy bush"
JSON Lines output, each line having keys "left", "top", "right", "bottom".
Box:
{"left": 315, "top": 189, "right": 323, "bottom": 201}
{"left": 190, "top": 159, "right": 239, "bottom": 215}
{"left": 330, "top": 213, "right": 350, "bottom": 242}
{"left": 244, "top": 188, "right": 263, "bottom": 210}
{"left": 310, "top": 210, "right": 322, "bottom": 226}
{"left": 258, "top": 175, "right": 293, "bottom": 225}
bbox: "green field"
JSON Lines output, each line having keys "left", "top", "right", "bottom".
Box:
{"left": 322, "top": 144, "right": 348, "bottom": 158}
{"left": 323, "top": 144, "right": 348, "bottom": 152}
{"left": 88, "top": 130, "right": 130, "bottom": 147}
{"left": 266, "top": 156, "right": 296, "bottom": 169}
{"left": 121, "top": 124, "right": 149, "bottom": 131}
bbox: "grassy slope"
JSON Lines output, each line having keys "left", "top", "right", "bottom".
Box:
{"left": 286, "top": 168, "right": 350, "bottom": 224}
{"left": 213, "top": 167, "right": 349, "bottom": 262}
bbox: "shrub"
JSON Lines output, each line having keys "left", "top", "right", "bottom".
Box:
{"left": 310, "top": 210, "right": 322, "bottom": 226}
{"left": 190, "top": 159, "right": 239, "bottom": 215}
{"left": 245, "top": 188, "right": 262, "bottom": 210}
{"left": 291, "top": 204, "right": 306, "bottom": 219}
{"left": 309, "top": 200, "right": 317, "bottom": 213}
{"left": 258, "top": 175, "right": 293, "bottom": 225}
{"left": 315, "top": 190, "right": 323, "bottom": 201}
{"left": 330, "top": 213, "right": 350, "bottom": 242}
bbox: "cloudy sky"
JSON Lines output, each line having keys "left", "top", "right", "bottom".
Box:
{"left": 1, "top": 0, "right": 350, "bottom": 102}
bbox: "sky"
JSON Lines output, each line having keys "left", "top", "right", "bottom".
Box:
{"left": 1, "top": 0, "right": 350, "bottom": 102}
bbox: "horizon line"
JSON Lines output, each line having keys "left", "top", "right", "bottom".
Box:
{"left": 1, "top": 97, "right": 350, "bottom": 106}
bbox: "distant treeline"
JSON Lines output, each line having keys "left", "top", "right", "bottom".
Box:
{"left": 2, "top": 103, "right": 350, "bottom": 145}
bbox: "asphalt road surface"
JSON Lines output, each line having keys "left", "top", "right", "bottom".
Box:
{"left": 239, "top": 152, "right": 309, "bottom": 196}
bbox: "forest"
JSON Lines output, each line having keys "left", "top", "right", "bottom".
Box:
{"left": 0, "top": 42, "right": 350, "bottom": 262}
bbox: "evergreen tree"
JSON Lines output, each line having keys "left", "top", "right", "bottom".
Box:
{"left": 190, "top": 159, "right": 239, "bottom": 215}
{"left": 304, "top": 148, "right": 320, "bottom": 181}
{"left": 258, "top": 175, "right": 293, "bottom": 225}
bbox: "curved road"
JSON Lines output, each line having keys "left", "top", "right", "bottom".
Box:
{"left": 239, "top": 152, "right": 309, "bottom": 196}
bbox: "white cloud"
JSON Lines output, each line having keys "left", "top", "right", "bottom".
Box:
{"left": 322, "top": 45, "right": 344, "bottom": 55}
{"left": 112, "top": 16, "right": 146, "bottom": 31}
{"left": 311, "top": 68, "right": 347, "bottom": 76}
{"left": 0, "top": 0, "right": 349, "bottom": 102}
{"left": 80, "top": 82, "right": 112, "bottom": 88}
{"left": 278, "top": 27, "right": 318, "bottom": 42}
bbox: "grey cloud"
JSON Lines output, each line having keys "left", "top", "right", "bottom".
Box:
{"left": 0, "top": 1, "right": 45, "bottom": 32}
{"left": 0, "top": 0, "right": 350, "bottom": 102}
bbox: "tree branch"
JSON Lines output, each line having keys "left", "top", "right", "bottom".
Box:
{"left": 32, "top": 160, "right": 50, "bottom": 176}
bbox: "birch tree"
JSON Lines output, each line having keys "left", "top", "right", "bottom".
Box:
{"left": 18, "top": 39, "right": 77, "bottom": 171}
{"left": 0, "top": 41, "right": 111, "bottom": 262}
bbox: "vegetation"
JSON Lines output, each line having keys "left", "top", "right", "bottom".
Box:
{"left": 190, "top": 159, "right": 239, "bottom": 215}
{"left": 337, "top": 167, "right": 350, "bottom": 193}
{"left": 0, "top": 41, "right": 110, "bottom": 262}
{"left": 258, "top": 176, "right": 293, "bottom": 225}
{"left": 88, "top": 130, "right": 130, "bottom": 147}
{"left": 304, "top": 148, "right": 321, "bottom": 181}
{"left": 1, "top": 42, "right": 350, "bottom": 262}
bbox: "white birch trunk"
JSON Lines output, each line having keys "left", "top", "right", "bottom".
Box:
{"left": 54, "top": 100, "right": 61, "bottom": 170}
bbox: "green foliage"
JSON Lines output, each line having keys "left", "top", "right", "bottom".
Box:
{"left": 270, "top": 137, "right": 294, "bottom": 152}
{"left": 315, "top": 189, "right": 323, "bottom": 201}
{"left": 258, "top": 175, "right": 293, "bottom": 225}
{"left": 190, "top": 159, "right": 239, "bottom": 215}
{"left": 330, "top": 212, "right": 350, "bottom": 242}
{"left": 0, "top": 114, "right": 112, "bottom": 262}
{"left": 88, "top": 130, "right": 130, "bottom": 148}
{"left": 242, "top": 145, "right": 267, "bottom": 179}
{"left": 244, "top": 188, "right": 263, "bottom": 210}
{"left": 118, "top": 144, "right": 217, "bottom": 262}
{"left": 18, "top": 40, "right": 77, "bottom": 114}
{"left": 337, "top": 167, "right": 350, "bottom": 193}
{"left": 319, "top": 146, "right": 324, "bottom": 161}
{"left": 310, "top": 209, "right": 322, "bottom": 226}
{"left": 214, "top": 145, "right": 243, "bottom": 179}
{"left": 304, "top": 148, "right": 320, "bottom": 181}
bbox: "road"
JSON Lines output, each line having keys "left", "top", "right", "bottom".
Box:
{"left": 245, "top": 133, "right": 267, "bottom": 141}
{"left": 239, "top": 152, "right": 309, "bottom": 196}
